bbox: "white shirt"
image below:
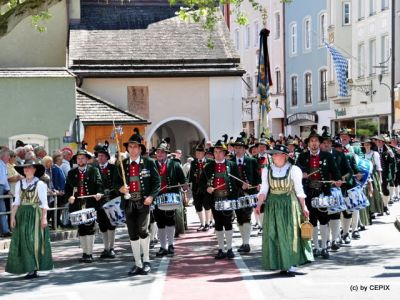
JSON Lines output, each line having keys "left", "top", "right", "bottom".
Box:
{"left": 365, "top": 151, "right": 382, "bottom": 172}
{"left": 129, "top": 156, "right": 141, "bottom": 165}
{"left": 215, "top": 159, "right": 226, "bottom": 164}
{"left": 13, "top": 177, "right": 49, "bottom": 209}
{"left": 99, "top": 162, "right": 109, "bottom": 169}
{"left": 236, "top": 156, "right": 245, "bottom": 165}
{"left": 258, "top": 162, "right": 306, "bottom": 198}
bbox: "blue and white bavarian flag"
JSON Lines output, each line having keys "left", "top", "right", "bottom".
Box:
{"left": 325, "top": 42, "right": 348, "bottom": 97}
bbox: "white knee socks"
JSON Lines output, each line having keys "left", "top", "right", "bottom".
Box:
{"left": 158, "top": 228, "right": 167, "bottom": 249}
{"left": 312, "top": 226, "right": 319, "bottom": 250}
{"left": 242, "top": 223, "right": 251, "bottom": 245}
{"left": 215, "top": 230, "right": 225, "bottom": 250}
{"left": 130, "top": 240, "right": 142, "bottom": 268}
{"left": 166, "top": 226, "right": 175, "bottom": 247}
{"left": 351, "top": 210, "right": 359, "bottom": 231}
{"left": 342, "top": 217, "right": 352, "bottom": 235}
{"left": 102, "top": 232, "right": 109, "bottom": 250}
{"left": 140, "top": 236, "right": 150, "bottom": 263}
{"left": 320, "top": 224, "right": 329, "bottom": 249}
{"left": 225, "top": 230, "right": 233, "bottom": 250}
{"left": 197, "top": 210, "right": 205, "bottom": 226}
{"left": 108, "top": 230, "right": 116, "bottom": 249}
{"left": 330, "top": 219, "right": 341, "bottom": 242}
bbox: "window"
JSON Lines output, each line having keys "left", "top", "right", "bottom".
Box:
{"left": 291, "top": 76, "right": 298, "bottom": 106}
{"left": 320, "top": 13, "right": 327, "bottom": 45}
{"left": 275, "top": 12, "right": 281, "bottom": 39}
{"left": 381, "top": 35, "right": 390, "bottom": 71}
{"left": 369, "top": 0, "right": 376, "bottom": 16}
{"left": 381, "top": 0, "right": 389, "bottom": 11}
{"left": 320, "top": 69, "right": 327, "bottom": 101}
{"left": 245, "top": 25, "right": 250, "bottom": 49}
{"left": 358, "top": 0, "right": 365, "bottom": 20}
{"left": 290, "top": 23, "right": 297, "bottom": 55}
{"left": 305, "top": 73, "right": 312, "bottom": 104}
{"left": 343, "top": 2, "right": 351, "bottom": 25}
{"left": 276, "top": 70, "right": 281, "bottom": 94}
{"left": 246, "top": 75, "right": 253, "bottom": 97}
{"left": 369, "top": 39, "right": 376, "bottom": 75}
{"left": 254, "top": 22, "right": 259, "bottom": 47}
{"left": 304, "top": 18, "right": 311, "bottom": 50}
{"left": 358, "top": 43, "right": 365, "bottom": 77}
{"left": 235, "top": 29, "right": 240, "bottom": 50}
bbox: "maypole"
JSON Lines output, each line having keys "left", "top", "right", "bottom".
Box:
{"left": 257, "top": 8, "right": 273, "bottom": 139}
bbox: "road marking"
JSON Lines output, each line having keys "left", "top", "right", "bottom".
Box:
{"left": 234, "top": 254, "right": 265, "bottom": 300}
{"left": 148, "top": 256, "right": 170, "bottom": 300}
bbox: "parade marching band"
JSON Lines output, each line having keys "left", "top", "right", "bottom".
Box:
{"left": 4, "top": 127, "right": 400, "bottom": 279}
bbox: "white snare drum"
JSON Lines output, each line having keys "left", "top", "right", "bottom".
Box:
{"left": 155, "top": 193, "right": 182, "bottom": 211}
{"left": 237, "top": 194, "right": 258, "bottom": 209}
{"left": 214, "top": 199, "right": 238, "bottom": 211}
{"left": 328, "top": 187, "right": 347, "bottom": 214}
{"left": 311, "top": 195, "right": 335, "bottom": 209}
{"left": 347, "top": 186, "right": 369, "bottom": 211}
{"left": 69, "top": 208, "right": 97, "bottom": 226}
{"left": 103, "top": 196, "right": 126, "bottom": 226}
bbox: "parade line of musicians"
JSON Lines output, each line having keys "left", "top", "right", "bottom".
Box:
{"left": 3, "top": 127, "right": 400, "bottom": 279}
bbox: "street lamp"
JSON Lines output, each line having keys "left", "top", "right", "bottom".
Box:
{"left": 275, "top": 98, "right": 286, "bottom": 136}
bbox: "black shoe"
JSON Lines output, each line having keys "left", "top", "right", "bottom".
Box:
{"left": 84, "top": 254, "right": 94, "bottom": 263}
{"left": 258, "top": 228, "right": 263, "bottom": 235}
{"left": 2, "top": 232, "right": 11, "bottom": 238}
{"left": 279, "top": 270, "right": 295, "bottom": 277}
{"left": 141, "top": 262, "right": 151, "bottom": 275}
{"left": 167, "top": 245, "right": 175, "bottom": 256}
{"left": 108, "top": 248, "right": 116, "bottom": 258}
{"left": 209, "top": 221, "right": 214, "bottom": 229}
{"left": 326, "top": 240, "right": 331, "bottom": 249}
{"left": 197, "top": 225, "right": 205, "bottom": 232}
{"left": 156, "top": 248, "right": 168, "bottom": 257}
{"left": 321, "top": 248, "right": 330, "bottom": 259}
{"left": 342, "top": 233, "right": 351, "bottom": 244}
{"left": 128, "top": 266, "right": 143, "bottom": 276}
{"left": 358, "top": 225, "right": 366, "bottom": 231}
{"left": 389, "top": 199, "right": 394, "bottom": 205}
{"left": 215, "top": 249, "right": 226, "bottom": 259}
{"left": 242, "top": 244, "right": 250, "bottom": 253}
{"left": 24, "top": 271, "right": 38, "bottom": 279}
{"left": 237, "top": 244, "right": 245, "bottom": 252}
{"left": 313, "top": 248, "right": 321, "bottom": 257}
{"left": 79, "top": 253, "right": 88, "bottom": 263}
{"left": 331, "top": 241, "right": 340, "bottom": 251}
{"left": 149, "top": 240, "right": 155, "bottom": 249}
{"left": 226, "top": 248, "right": 235, "bottom": 259}
{"left": 384, "top": 207, "right": 390, "bottom": 215}
{"left": 370, "top": 213, "right": 376, "bottom": 219}
{"left": 100, "top": 249, "right": 109, "bottom": 259}
{"left": 351, "top": 231, "right": 360, "bottom": 239}
{"left": 202, "top": 224, "right": 210, "bottom": 232}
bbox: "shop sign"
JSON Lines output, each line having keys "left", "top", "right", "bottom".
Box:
{"left": 287, "top": 113, "right": 318, "bottom": 125}
{"left": 335, "top": 108, "right": 347, "bottom": 118}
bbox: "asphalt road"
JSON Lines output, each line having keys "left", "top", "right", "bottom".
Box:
{"left": 1, "top": 201, "right": 400, "bottom": 300}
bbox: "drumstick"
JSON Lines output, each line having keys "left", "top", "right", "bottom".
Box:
{"left": 160, "top": 183, "right": 191, "bottom": 191}
{"left": 77, "top": 194, "right": 103, "bottom": 199}
{"left": 228, "top": 173, "right": 258, "bottom": 189}
{"left": 213, "top": 183, "right": 226, "bottom": 190}
{"left": 307, "top": 169, "right": 321, "bottom": 177}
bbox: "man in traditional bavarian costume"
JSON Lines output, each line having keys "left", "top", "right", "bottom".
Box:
{"left": 188, "top": 139, "right": 213, "bottom": 232}
{"left": 296, "top": 131, "right": 341, "bottom": 259}
{"left": 93, "top": 143, "right": 119, "bottom": 259}
{"left": 119, "top": 133, "right": 160, "bottom": 276}
{"left": 373, "top": 135, "right": 396, "bottom": 216}
{"left": 231, "top": 136, "right": 260, "bottom": 253}
{"left": 320, "top": 131, "right": 353, "bottom": 251}
{"left": 389, "top": 135, "right": 400, "bottom": 203}
{"left": 65, "top": 150, "right": 103, "bottom": 263}
{"left": 339, "top": 129, "right": 364, "bottom": 242}
{"left": 153, "top": 140, "right": 187, "bottom": 257}
{"left": 200, "top": 140, "right": 241, "bottom": 259}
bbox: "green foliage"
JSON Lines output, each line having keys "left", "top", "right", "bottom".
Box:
{"left": 31, "top": 10, "right": 51, "bottom": 32}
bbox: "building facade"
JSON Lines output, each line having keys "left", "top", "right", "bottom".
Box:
{"left": 330, "top": 0, "right": 391, "bottom": 137}
{"left": 284, "top": 0, "right": 329, "bottom": 138}
{"left": 393, "top": 0, "right": 400, "bottom": 129}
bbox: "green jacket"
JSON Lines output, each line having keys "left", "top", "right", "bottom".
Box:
{"left": 119, "top": 156, "right": 161, "bottom": 199}
{"left": 188, "top": 157, "right": 213, "bottom": 194}
{"left": 156, "top": 159, "right": 187, "bottom": 195}
{"left": 65, "top": 165, "right": 103, "bottom": 211}
{"left": 199, "top": 160, "right": 241, "bottom": 199}
{"left": 230, "top": 155, "right": 261, "bottom": 195}
{"left": 94, "top": 163, "right": 119, "bottom": 202}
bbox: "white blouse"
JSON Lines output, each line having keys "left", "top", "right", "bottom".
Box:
{"left": 258, "top": 162, "right": 306, "bottom": 199}
{"left": 365, "top": 151, "right": 382, "bottom": 172}
{"left": 13, "top": 177, "right": 49, "bottom": 209}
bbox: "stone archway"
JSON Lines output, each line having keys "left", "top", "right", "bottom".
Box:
{"left": 146, "top": 117, "right": 209, "bottom": 159}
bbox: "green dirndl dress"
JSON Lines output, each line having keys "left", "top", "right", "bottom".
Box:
{"left": 365, "top": 152, "right": 384, "bottom": 214}
{"left": 6, "top": 181, "right": 53, "bottom": 274}
{"left": 262, "top": 166, "right": 313, "bottom": 271}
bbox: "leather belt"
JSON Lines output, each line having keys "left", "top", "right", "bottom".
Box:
{"left": 214, "top": 189, "right": 228, "bottom": 198}
{"left": 129, "top": 192, "right": 142, "bottom": 201}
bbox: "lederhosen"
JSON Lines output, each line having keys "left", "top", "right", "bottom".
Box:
{"left": 190, "top": 159, "right": 211, "bottom": 212}
{"left": 154, "top": 161, "right": 175, "bottom": 228}
{"left": 95, "top": 164, "right": 118, "bottom": 233}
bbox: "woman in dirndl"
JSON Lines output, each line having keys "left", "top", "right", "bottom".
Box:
{"left": 256, "top": 145, "right": 313, "bottom": 277}
{"left": 362, "top": 139, "right": 384, "bottom": 220}
{"left": 6, "top": 160, "right": 53, "bottom": 279}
